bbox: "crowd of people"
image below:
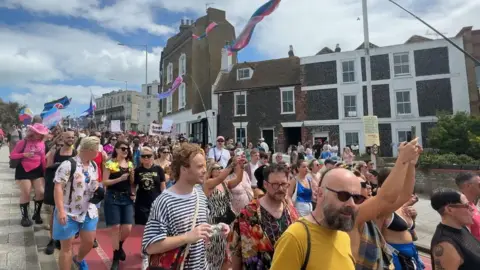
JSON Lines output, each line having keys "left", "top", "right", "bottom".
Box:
{"left": 4, "top": 117, "right": 480, "bottom": 270}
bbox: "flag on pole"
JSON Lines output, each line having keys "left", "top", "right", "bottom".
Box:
{"left": 43, "top": 96, "right": 72, "bottom": 111}
{"left": 42, "top": 107, "right": 62, "bottom": 128}
{"left": 81, "top": 94, "right": 97, "bottom": 116}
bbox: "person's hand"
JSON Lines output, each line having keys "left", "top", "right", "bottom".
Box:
{"left": 57, "top": 210, "right": 67, "bottom": 225}
{"left": 23, "top": 152, "right": 34, "bottom": 158}
{"left": 403, "top": 206, "right": 417, "bottom": 219}
{"left": 120, "top": 173, "right": 129, "bottom": 181}
{"left": 217, "top": 222, "right": 231, "bottom": 236}
{"left": 397, "top": 138, "right": 419, "bottom": 164}
{"left": 410, "top": 145, "right": 423, "bottom": 165}
{"left": 185, "top": 223, "right": 212, "bottom": 244}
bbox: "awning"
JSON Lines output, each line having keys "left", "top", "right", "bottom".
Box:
{"left": 281, "top": 121, "right": 303, "bottom": 128}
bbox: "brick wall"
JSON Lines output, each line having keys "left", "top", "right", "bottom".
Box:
{"left": 414, "top": 168, "right": 477, "bottom": 195}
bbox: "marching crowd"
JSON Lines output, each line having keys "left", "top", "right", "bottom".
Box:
{"left": 4, "top": 117, "right": 480, "bottom": 270}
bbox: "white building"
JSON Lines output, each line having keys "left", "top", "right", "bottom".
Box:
{"left": 300, "top": 37, "right": 470, "bottom": 157}
{"left": 94, "top": 90, "right": 145, "bottom": 131}
{"left": 139, "top": 81, "right": 161, "bottom": 132}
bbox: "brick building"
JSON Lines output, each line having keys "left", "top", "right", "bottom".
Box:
{"left": 213, "top": 46, "right": 302, "bottom": 152}
{"left": 159, "top": 8, "right": 236, "bottom": 144}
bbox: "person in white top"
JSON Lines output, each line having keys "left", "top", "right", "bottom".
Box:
{"left": 259, "top": 138, "right": 269, "bottom": 153}
{"left": 245, "top": 149, "right": 260, "bottom": 188}
{"left": 207, "top": 136, "right": 231, "bottom": 168}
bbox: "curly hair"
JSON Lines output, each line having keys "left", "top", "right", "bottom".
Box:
{"left": 171, "top": 143, "right": 205, "bottom": 180}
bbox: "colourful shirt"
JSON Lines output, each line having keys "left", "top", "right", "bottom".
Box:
{"left": 468, "top": 201, "right": 480, "bottom": 241}
{"left": 53, "top": 156, "right": 99, "bottom": 222}
{"left": 10, "top": 139, "right": 46, "bottom": 172}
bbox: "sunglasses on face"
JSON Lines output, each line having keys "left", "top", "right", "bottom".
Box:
{"left": 212, "top": 166, "right": 223, "bottom": 171}
{"left": 56, "top": 144, "right": 64, "bottom": 148}
{"left": 448, "top": 203, "right": 473, "bottom": 211}
{"left": 141, "top": 154, "right": 153, "bottom": 159}
{"left": 118, "top": 147, "right": 129, "bottom": 152}
{"left": 326, "top": 187, "right": 366, "bottom": 204}
{"left": 111, "top": 138, "right": 117, "bottom": 141}
{"left": 162, "top": 151, "right": 170, "bottom": 154}
{"left": 217, "top": 140, "right": 224, "bottom": 143}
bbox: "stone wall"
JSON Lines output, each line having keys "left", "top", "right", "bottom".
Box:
{"left": 414, "top": 168, "right": 477, "bottom": 195}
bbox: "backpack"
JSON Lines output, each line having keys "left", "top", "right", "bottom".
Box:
{"left": 9, "top": 140, "right": 27, "bottom": 169}
{"left": 66, "top": 158, "right": 97, "bottom": 204}
{"left": 44, "top": 149, "right": 78, "bottom": 206}
{"left": 297, "top": 219, "right": 311, "bottom": 270}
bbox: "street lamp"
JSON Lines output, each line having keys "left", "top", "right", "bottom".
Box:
{"left": 118, "top": 43, "right": 148, "bottom": 85}
{"left": 110, "top": 78, "right": 128, "bottom": 131}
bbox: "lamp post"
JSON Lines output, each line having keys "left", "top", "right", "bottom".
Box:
{"left": 118, "top": 43, "right": 148, "bottom": 85}
{"left": 110, "top": 78, "right": 128, "bottom": 131}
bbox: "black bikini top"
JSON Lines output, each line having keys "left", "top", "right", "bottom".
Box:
{"left": 386, "top": 212, "right": 414, "bottom": 232}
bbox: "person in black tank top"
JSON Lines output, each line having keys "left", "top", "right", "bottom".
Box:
{"left": 430, "top": 188, "right": 480, "bottom": 270}
{"left": 44, "top": 132, "right": 77, "bottom": 255}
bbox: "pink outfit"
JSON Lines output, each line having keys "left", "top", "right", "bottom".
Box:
{"left": 228, "top": 171, "right": 254, "bottom": 214}
{"left": 468, "top": 201, "right": 480, "bottom": 241}
{"left": 103, "top": 144, "right": 114, "bottom": 155}
{"left": 10, "top": 139, "right": 46, "bottom": 172}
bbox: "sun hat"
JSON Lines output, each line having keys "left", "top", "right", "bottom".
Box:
{"left": 27, "top": 123, "right": 49, "bottom": 135}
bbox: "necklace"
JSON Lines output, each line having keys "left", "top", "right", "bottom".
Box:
{"left": 311, "top": 214, "right": 322, "bottom": 226}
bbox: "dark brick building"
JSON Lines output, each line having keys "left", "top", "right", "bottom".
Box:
{"left": 214, "top": 46, "right": 303, "bottom": 152}
{"left": 159, "top": 8, "right": 236, "bottom": 144}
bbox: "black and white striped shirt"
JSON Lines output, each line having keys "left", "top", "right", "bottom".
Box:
{"left": 142, "top": 186, "right": 209, "bottom": 270}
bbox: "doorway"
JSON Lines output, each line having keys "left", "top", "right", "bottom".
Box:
{"left": 261, "top": 128, "right": 274, "bottom": 151}
{"left": 285, "top": 127, "right": 302, "bottom": 151}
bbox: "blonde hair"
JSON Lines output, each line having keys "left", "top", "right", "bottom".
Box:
{"left": 79, "top": 136, "right": 100, "bottom": 151}
{"left": 171, "top": 143, "right": 205, "bottom": 180}
{"left": 140, "top": 146, "right": 153, "bottom": 154}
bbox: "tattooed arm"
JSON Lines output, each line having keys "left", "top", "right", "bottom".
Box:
{"left": 432, "top": 242, "right": 463, "bottom": 270}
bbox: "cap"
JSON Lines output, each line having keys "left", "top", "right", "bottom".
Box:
{"left": 324, "top": 159, "right": 336, "bottom": 165}
{"left": 216, "top": 136, "right": 225, "bottom": 141}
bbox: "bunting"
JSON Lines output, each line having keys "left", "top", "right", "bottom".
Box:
{"left": 227, "top": 0, "right": 281, "bottom": 54}
{"left": 157, "top": 76, "right": 184, "bottom": 100}
{"left": 192, "top": 22, "right": 218, "bottom": 40}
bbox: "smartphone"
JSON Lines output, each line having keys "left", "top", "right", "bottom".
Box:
{"left": 408, "top": 126, "right": 416, "bottom": 142}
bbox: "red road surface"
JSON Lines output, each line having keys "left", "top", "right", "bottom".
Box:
{"left": 70, "top": 226, "right": 433, "bottom": 270}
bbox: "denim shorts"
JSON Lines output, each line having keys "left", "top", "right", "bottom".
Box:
{"left": 104, "top": 190, "right": 134, "bottom": 226}
{"left": 52, "top": 210, "right": 98, "bottom": 241}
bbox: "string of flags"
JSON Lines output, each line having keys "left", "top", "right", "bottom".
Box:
{"left": 192, "top": 22, "right": 218, "bottom": 40}
{"left": 157, "top": 75, "right": 184, "bottom": 100}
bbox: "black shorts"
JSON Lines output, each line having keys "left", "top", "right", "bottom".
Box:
{"left": 134, "top": 207, "right": 150, "bottom": 226}
{"left": 15, "top": 165, "right": 44, "bottom": 180}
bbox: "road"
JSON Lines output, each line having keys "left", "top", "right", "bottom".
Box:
{"left": 0, "top": 146, "right": 437, "bottom": 269}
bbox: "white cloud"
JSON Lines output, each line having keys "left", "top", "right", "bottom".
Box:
{"left": 0, "top": 0, "right": 174, "bottom": 35}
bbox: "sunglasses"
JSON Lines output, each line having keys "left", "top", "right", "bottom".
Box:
{"left": 83, "top": 171, "right": 90, "bottom": 184}
{"left": 326, "top": 187, "right": 366, "bottom": 205}
{"left": 118, "top": 147, "right": 129, "bottom": 152}
{"left": 448, "top": 203, "right": 473, "bottom": 211}
{"left": 56, "top": 144, "right": 64, "bottom": 148}
{"left": 141, "top": 154, "right": 153, "bottom": 159}
{"left": 111, "top": 138, "right": 117, "bottom": 141}
{"left": 217, "top": 140, "right": 225, "bottom": 143}
{"left": 360, "top": 182, "right": 371, "bottom": 189}
{"left": 162, "top": 151, "right": 170, "bottom": 154}
{"left": 212, "top": 166, "right": 223, "bottom": 171}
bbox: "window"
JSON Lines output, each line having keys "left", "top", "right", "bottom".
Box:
{"left": 280, "top": 87, "right": 295, "bottom": 114}
{"left": 343, "top": 95, "right": 357, "bottom": 118}
{"left": 147, "top": 112, "right": 151, "bottom": 117}
{"left": 234, "top": 92, "right": 247, "bottom": 116}
{"left": 147, "top": 86, "right": 152, "bottom": 95}
{"left": 178, "top": 83, "right": 186, "bottom": 109}
{"left": 345, "top": 132, "right": 359, "bottom": 147}
{"left": 235, "top": 127, "right": 247, "bottom": 145}
{"left": 167, "top": 63, "right": 173, "bottom": 83}
{"left": 237, "top": 68, "right": 251, "bottom": 80}
{"left": 166, "top": 96, "right": 172, "bottom": 113}
{"left": 127, "top": 95, "right": 131, "bottom": 102}
{"left": 342, "top": 60, "right": 355, "bottom": 82}
{"left": 159, "top": 99, "right": 163, "bottom": 113}
{"left": 398, "top": 130, "right": 412, "bottom": 143}
{"left": 396, "top": 90, "right": 411, "bottom": 115}
{"left": 179, "top": 54, "right": 186, "bottom": 76}
{"left": 146, "top": 101, "right": 151, "bottom": 109}
{"left": 158, "top": 85, "right": 161, "bottom": 94}
{"left": 393, "top": 52, "right": 410, "bottom": 76}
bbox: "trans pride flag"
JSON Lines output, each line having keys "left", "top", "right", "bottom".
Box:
{"left": 157, "top": 75, "right": 184, "bottom": 100}
{"left": 42, "top": 107, "right": 62, "bottom": 128}
{"left": 192, "top": 22, "right": 218, "bottom": 40}
{"left": 227, "top": 0, "right": 281, "bottom": 54}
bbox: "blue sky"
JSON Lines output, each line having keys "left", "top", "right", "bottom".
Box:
{"left": 0, "top": 0, "right": 478, "bottom": 116}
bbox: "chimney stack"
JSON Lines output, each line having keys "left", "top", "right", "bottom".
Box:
{"left": 181, "top": 19, "right": 185, "bottom": 25}
{"left": 335, "top": 43, "right": 341, "bottom": 52}
{"left": 288, "top": 45, "right": 295, "bottom": 57}
{"left": 179, "top": 19, "right": 190, "bottom": 32}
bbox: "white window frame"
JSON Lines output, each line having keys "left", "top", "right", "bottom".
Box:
{"left": 393, "top": 52, "right": 410, "bottom": 76}
{"left": 344, "top": 131, "right": 360, "bottom": 147}
{"left": 234, "top": 92, "right": 247, "bottom": 116}
{"left": 397, "top": 129, "right": 412, "bottom": 143}
{"left": 179, "top": 53, "right": 186, "bottom": 76}
{"left": 343, "top": 94, "right": 358, "bottom": 118}
{"left": 233, "top": 122, "right": 248, "bottom": 145}
{"left": 341, "top": 60, "right": 355, "bottom": 83}
{"left": 167, "top": 62, "right": 173, "bottom": 83}
{"left": 280, "top": 87, "right": 295, "bottom": 114}
{"left": 166, "top": 95, "right": 172, "bottom": 113}
{"left": 237, "top": 68, "right": 252, "bottom": 80}
{"left": 395, "top": 89, "right": 412, "bottom": 115}
{"left": 178, "top": 83, "right": 186, "bottom": 109}
{"left": 146, "top": 101, "right": 151, "bottom": 109}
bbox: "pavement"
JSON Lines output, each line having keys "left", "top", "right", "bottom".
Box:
{"left": 0, "top": 145, "right": 436, "bottom": 269}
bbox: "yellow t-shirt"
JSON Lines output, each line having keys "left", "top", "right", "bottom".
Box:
{"left": 271, "top": 218, "right": 355, "bottom": 270}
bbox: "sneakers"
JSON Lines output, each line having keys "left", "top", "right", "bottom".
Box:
{"left": 141, "top": 254, "right": 149, "bottom": 270}
{"left": 20, "top": 216, "right": 33, "bottom": 227}
{"left": 73, "top": 255, "right": 89, "bottom": 270}
{"left": 45, "top": 239, "right": 55, "bottom": 255}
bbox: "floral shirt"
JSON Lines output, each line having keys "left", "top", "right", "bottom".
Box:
{"left": 53, "top": 156, "right": 99, "bottom": 222}
{"left": 229, "top": 199, "right": 299, "bottom": 269}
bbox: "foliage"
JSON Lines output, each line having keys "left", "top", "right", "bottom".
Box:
{"left": 428, "top": 112, "right": 480, "bottom": 159}
{"left": 0, "top": 98, "right": 23, "bottom": 129}
{"left": 418, "top": 152, "right": 480, "bottom": 167}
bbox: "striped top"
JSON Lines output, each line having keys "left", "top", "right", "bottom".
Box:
{"left": 142, "top": 186, "right": 209, "bottom": 270}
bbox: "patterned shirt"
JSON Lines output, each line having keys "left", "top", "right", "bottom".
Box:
{"left": 54, "top": 156, "right": 99, "bottom": 222}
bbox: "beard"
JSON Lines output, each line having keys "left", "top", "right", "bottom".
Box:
{"left": 267, "top": 190, "right": 286, "bottom": 202}
{"left": 322, "top": 203, "right": 357, "bottom": 232}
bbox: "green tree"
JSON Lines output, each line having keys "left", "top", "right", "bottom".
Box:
{"left": 428, "top": 112, "right": 480, "bottom": 159}
{"left": 0, "top": 98, "right": 23, "bottom": 129}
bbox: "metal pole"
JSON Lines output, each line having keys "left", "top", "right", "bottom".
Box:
{"left": 362, "top": 0, "right": 377, "bottom": 169}
{"left": 183, "top": 74, "right": 212, "bottom": 141}
{"left": 145, "top": 45, "right": 148, "bottom": 85}
{"left": 125, "top": 81, "right": 128, "bottom": 131}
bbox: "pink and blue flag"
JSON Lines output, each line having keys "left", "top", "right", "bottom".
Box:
{"left": 228, "top": 0, "right": 281, "bottom": 54}
{"left": 192, "top": 22, "right": 218, "bottom": 40}
{"left": 42, "top": 107, "right": 62, "bottom": 128}
{"left": 157, "top": 76, "right": 184, "bottom": 100}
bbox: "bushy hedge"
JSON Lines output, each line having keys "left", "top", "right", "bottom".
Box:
{"left": 418, "top": 152, "right": 480, "bottom": 167}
